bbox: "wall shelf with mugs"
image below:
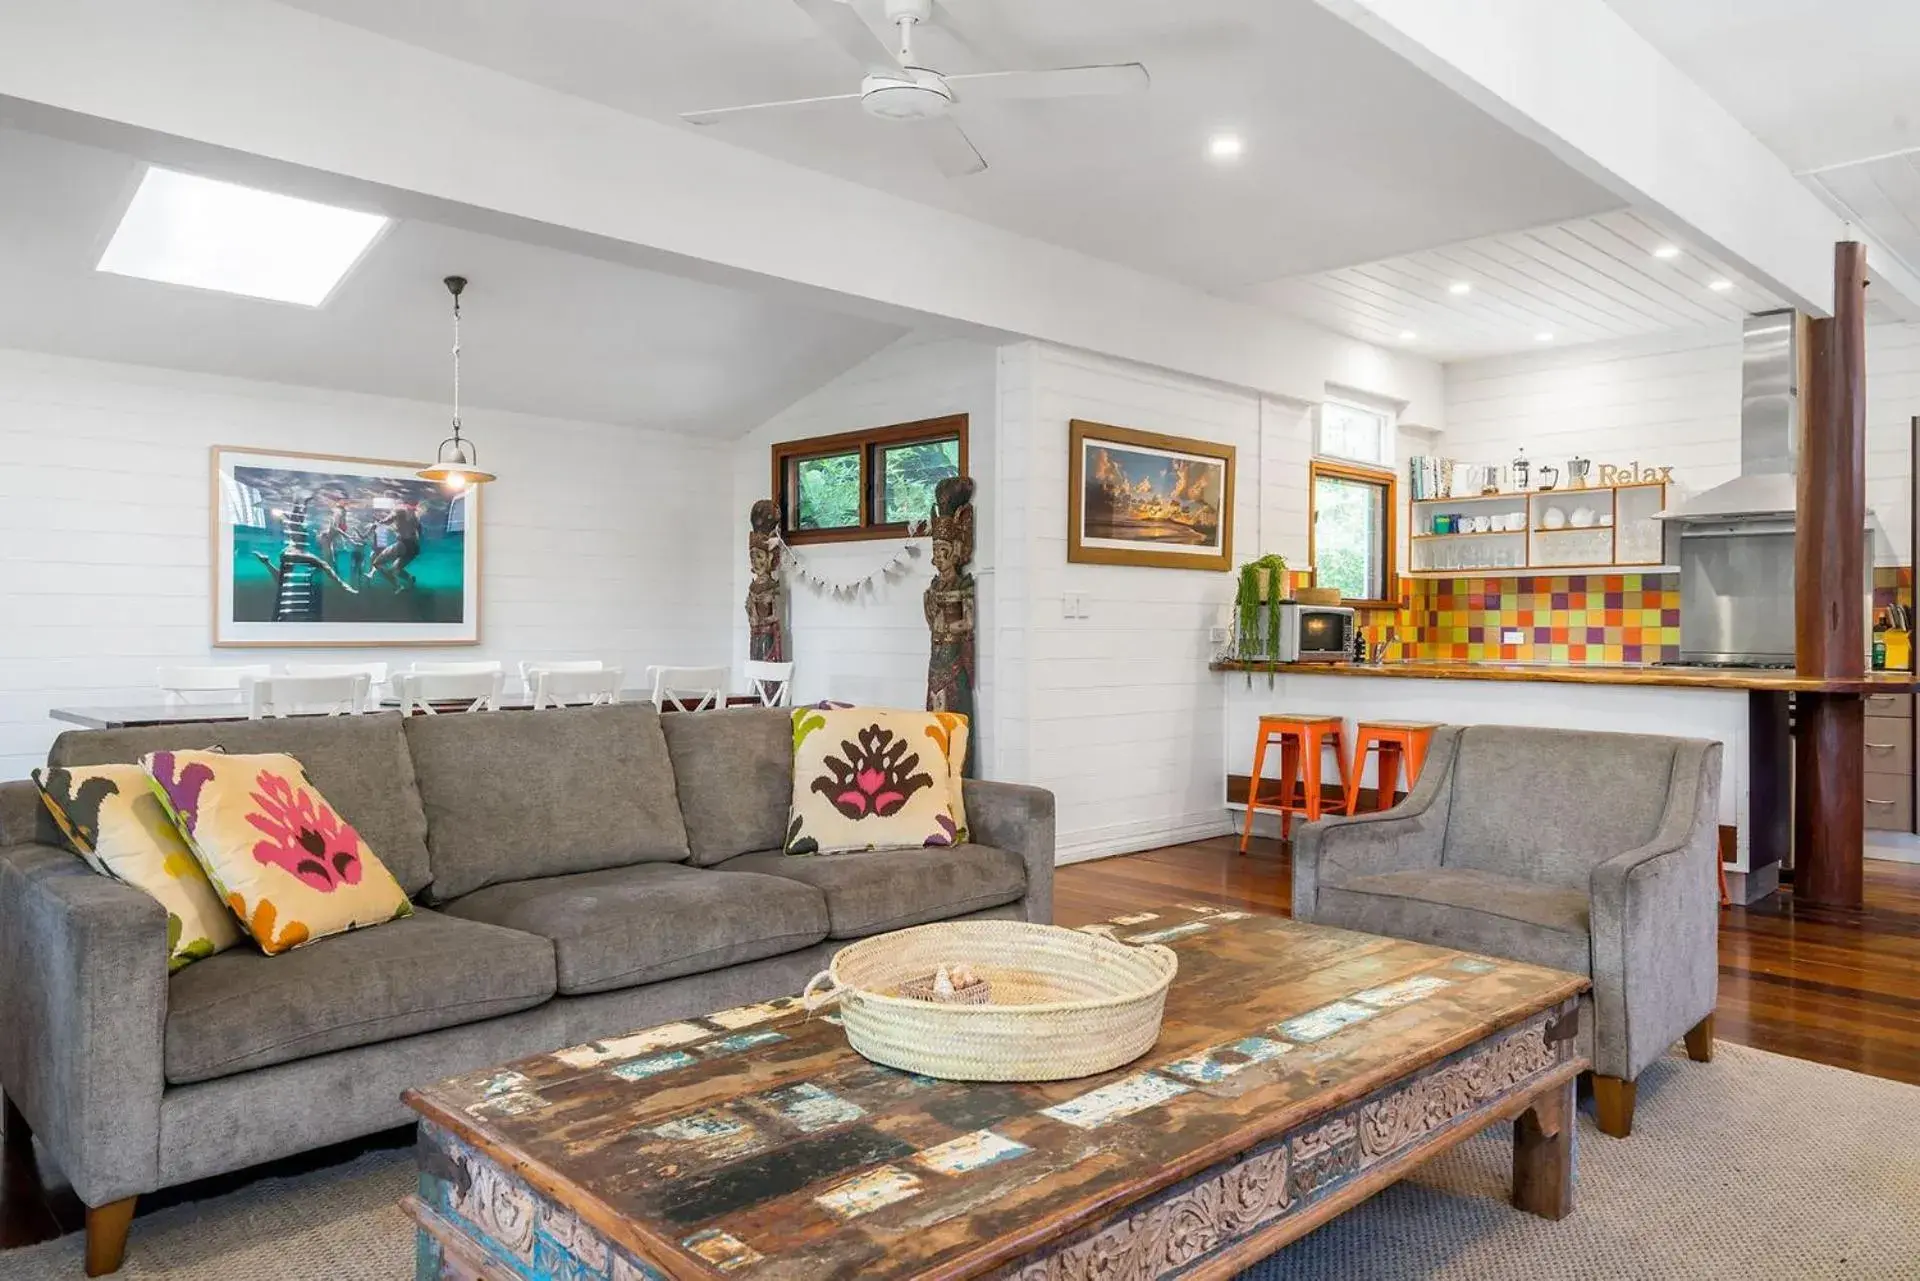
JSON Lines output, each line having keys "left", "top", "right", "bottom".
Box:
{"left": 1410, "top": 481, "right": 1672, "bottom": 578}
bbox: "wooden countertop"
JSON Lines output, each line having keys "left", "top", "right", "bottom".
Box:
{"left": 1208, "top": 659, "right": 1920, "bottom": 693}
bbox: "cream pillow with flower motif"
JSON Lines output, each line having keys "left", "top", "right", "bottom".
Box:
{"left": 142, "top": 749, "right": 411, "bottom": 955}
{"left": 32, "top": 763, "right": 242, "bottom": 971}
{"left": 786, "top": 708, "right": 967, "bottom": 855}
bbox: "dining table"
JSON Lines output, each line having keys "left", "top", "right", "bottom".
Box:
{"left": 46, "top": 694, "right": 763, "bottom": 730}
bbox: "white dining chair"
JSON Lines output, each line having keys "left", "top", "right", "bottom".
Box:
{"left": 244, "top": 673, "right": 370, "bottom": 719}
{"left": 743, "top": 660, "right": 795, "bottom": 707}
{"left": 408, "top": 660, "right": 504, "bottom": 676}
{"left": 517, "top": 659, "right": 604, "bottom": 694}
{"left": 157, "top": 665, "right": 272, "bottom": 707}
{"left": 648, "top": 665, "right": 729, "bottom": 713}
{"left": 282, "top": 661, "right": 388, "bottom": 709}
{"left": 530, "top": 666, "right": 623, "bottom": 709}
{"left": 393, "top": 670, "right": 505, "bottom": 715}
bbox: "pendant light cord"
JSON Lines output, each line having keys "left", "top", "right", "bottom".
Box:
{"left": 450, "top": 290, "right": 462, "bottom": 438}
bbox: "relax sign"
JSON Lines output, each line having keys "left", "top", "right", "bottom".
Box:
{"left": 1596, "top": 462, "right": 1674, "bottom": 485}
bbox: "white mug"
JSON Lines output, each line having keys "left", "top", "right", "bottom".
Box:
{"left": 1471, "top": 515, "right": 1492, "bottom": 533}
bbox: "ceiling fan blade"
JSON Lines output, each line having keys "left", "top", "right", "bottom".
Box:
{"left": 680, "top": 92, "right": 864, "bottom": 126}
{"left": 914, "top": 116, "right": 988, "bottom": 177}
{"left": 945, "top": 63, "right": 1150, "bottom": 102}
{"left": 790, "top": 0, "right": 901, "bottom": 71}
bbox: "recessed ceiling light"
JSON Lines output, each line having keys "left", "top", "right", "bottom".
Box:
{"left": 1398, "top": 330, "right": 1418, "bottom": 341}
{"left": 1535, "top": 331, "right": 1555, "bottom": 342}
{"left": 97, "top": 166, "right": 389, "bottom": 306}
{"left": 1207, "top": 134, "right": 1244, "bottom": 161}
{"left": 1652, "top": 244, "right": 1680, "bottom": 260}
{"left": 1708, "top": 278, "right": 1733, "bottom": 292}
{"left": 1448, "top": 281, "right": 1472, "bottom": 296}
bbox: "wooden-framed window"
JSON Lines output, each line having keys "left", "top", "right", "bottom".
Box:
{"left": 1309, "top": 459, "right": 1397, "bottom": 607}
{"left": 771, "top": 415, "right": 968, "bottom": 543}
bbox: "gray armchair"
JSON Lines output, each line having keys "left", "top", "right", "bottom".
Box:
{"left": 1293, "top": 724, "right": 1721, "bottom": 1137}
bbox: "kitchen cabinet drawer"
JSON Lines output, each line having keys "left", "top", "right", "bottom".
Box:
{"left": 1865, "top": 773, "right": 1912, "bottom": 832}
{"left": 1863, "top": 716, "right": 1914, "bottom": 775}
{"left": 1865, "top": 693, "right": 1912, "bottom": 719}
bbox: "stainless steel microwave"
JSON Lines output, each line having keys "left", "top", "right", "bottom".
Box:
{"left": 1277, "top": 601, "right": 1355, "bottom": 662}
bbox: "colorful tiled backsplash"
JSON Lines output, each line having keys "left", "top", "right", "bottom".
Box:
{"left": 1399, "top": 574, "right": 1681, "bottom": 665}
{"left": 1277, "top": 565, "right": 1917, "bottom": 668}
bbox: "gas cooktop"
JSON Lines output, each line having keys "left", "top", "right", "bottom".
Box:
{"left": 1654, "top": 659, "right": 1795, "bottom": 670}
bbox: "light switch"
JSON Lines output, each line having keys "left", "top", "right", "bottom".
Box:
{"left": 1063, "top": 591, "right": 1088, "bottom": 619}
{"left": 1502, "top": 629, "right": 1524, "bottom": 646}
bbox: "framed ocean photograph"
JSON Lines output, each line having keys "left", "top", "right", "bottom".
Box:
{"left": 1068, "top": 420, "right": 1235, "bottom": 570}
{"left": 211, "top": 446, "right": 481, "bottom": 647}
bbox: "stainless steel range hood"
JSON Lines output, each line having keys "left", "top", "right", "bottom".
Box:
{"left": 1657, "top": 311, "right": 1797, "bottom": 522}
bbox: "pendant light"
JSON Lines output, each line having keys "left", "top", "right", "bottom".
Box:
{"left": 417, "top": 274, "right": 497, "bottom": 489}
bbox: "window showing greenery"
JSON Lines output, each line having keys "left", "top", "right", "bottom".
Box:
{"left": 792, "top": 451, "right": 861, "bottom": 530}
{"left": 1310, "top": 461, "right": 1395, "bottom": 604}
{"left": 773, "top": 416, "right": 969, "bottom": 543}
{"left": 878, "top": 438, "right": 961, "bottom": 525}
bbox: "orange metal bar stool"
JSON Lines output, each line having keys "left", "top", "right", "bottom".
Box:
{"left": 1346, "top": 720, "right": 1441, "bottom": 814}
{"left": 1239, "top": 714, "right": 1352, "bottom": 851}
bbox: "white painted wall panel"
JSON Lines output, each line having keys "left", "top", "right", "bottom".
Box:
{"left": 0, "top": 349, "right": 734, "bottom": 780}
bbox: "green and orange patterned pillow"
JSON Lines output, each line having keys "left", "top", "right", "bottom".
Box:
{"left": 142, "top": 749, "right": 412, "bottom": 955}
{"left": 786, "top": 708, "right": 969, "bottom": 855}
{"left": 33, "top": 763, "right": 243, "bottom": 971}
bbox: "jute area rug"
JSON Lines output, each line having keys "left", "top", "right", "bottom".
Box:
{"left": 1, "top": 1042, "right": 1914, "bottom": 1280}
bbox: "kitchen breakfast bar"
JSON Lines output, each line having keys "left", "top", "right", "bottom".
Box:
{"left": 1213, "top": 658, "right": 1920, "bottom": 904}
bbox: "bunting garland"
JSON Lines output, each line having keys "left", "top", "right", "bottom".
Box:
{"left": 773, "top": 525, "right": 927, "bottom": 600}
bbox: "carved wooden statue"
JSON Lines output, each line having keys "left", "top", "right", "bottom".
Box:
{"left": 746, "top": 499, "right": 786, "bottom": 663}
{"left": 924, "top": 476, "right": 977, "bottom": 776}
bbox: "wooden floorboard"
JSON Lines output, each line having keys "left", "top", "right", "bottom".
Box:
{"left": 1060, "top": 836, "right": 1920, "bottom": 1088}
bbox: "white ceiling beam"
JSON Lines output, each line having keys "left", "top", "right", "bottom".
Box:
{"left": 0, "top": 0, "right": 1445, "bottom": 418}
{"left": 1312, "top": 0, "right": 1920, "bottom": 320}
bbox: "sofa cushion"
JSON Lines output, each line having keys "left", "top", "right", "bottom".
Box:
{"left": 786, "top": 708, "right": 962, "bottom": 855}
{"left": 1317, "top": 867, "right": 1591, "bottom": 976}
{"left": 441, "top": 863, "right": 829, "bottom": 996}
{"left": 660, "top": 707, "right": 793, "bottom": 866}
{"left": 48, "top": 713, "right": 433, "bottom": 896}
{"left": 1440, "top": 726, "right": 1678, "bottom": 890}
{"left": 405, "top": 704, "right": 691, "bottom": 904}
{"left": 164, "top": 907, "right": 555, "bottom": 1084}
{"left": 716, "top": 844, "right": 1027, "bottom": 939}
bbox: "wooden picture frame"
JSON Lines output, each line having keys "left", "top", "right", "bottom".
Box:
{"left": 1068, "top": 420, "right": 1235, "bottom": 570}
{"left": 210, "top": 445, "right": 482, "bottom": 648}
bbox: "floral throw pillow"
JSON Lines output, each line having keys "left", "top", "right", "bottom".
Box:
{"left": 142, "top": 749, "right": 412, "bottom": 955}
{"left": 32, "top": 764, "right": 243, "bottom": 971}
{"left": 786, "top": 708, "right": 966, "bottom": 855}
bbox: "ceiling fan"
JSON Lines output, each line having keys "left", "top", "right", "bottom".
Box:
{"left": 680, "top": 0, "right": 1150, "bottom": 177}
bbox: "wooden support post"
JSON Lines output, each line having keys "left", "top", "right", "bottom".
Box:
{"left": 1795, "top": 242, "right": 1869, "bottom": 910}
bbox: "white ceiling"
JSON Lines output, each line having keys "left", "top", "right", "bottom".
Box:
{"left": 1605, "top": 0, "right": 1920, "bottom": 291}
{"left": 278, "top": 0, "right": 1624, "bottom": 292}
{"left": 0, "top": 125, "right": 904, "bottom": 434}
{"left": 1246, "top": 210, "right": 1794, "bottom": 362}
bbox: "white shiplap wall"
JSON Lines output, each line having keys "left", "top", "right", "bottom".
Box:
{"left": 998, "top": 343, "right": 1301, "bottom": 863}
{"left": 0, "top": 349, "right": 734, "bottom": 780}
{"left": 1443, "top": 321, "right": 1920, "bottom": 562}
{"left": 729, "top": 334, "right": 998, "bottom": 760}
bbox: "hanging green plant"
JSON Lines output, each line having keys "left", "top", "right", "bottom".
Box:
{"left": 1234, "top": 554, "right": 1289, "bottom": 682}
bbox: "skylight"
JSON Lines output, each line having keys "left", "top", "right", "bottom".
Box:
{"left": 96, "top": 167, "right": 389, "bottom": 306}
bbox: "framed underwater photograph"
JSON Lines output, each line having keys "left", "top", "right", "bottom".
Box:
{"left": 211, "top": 446, "right": 481, "bottom": 647}
{"left": 1068, "top": 419, "right": 1235, "bottom": 570}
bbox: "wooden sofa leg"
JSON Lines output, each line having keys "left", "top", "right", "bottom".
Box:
{"left": 1684, "top": 1013, "right": 1715, "bottom": 1063}
{"left": 1591, "top": 1075, "right": 1636, "bottom": 1138}
{"left": 85, "top": 1197, "right": 137, "bottom": 1277}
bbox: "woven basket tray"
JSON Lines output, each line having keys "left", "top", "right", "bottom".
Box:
{"left": 802, "top": 920, "right": 1178, "bottom": 1082}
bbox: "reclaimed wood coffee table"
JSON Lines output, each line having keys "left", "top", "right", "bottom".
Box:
{"left": 403, "top": 905, "right": 1589, "bottom": 1280}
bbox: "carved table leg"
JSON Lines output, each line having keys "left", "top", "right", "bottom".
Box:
{"left": 1511, "top": 1075, "right": 1575, "bottom": 1220}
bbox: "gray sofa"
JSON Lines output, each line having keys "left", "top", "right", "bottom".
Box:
{"left": 0, "top": 705, "right": 1054, "bottom": 1274}
{"left": 1292, "top": 724, "right": 1720, "bottom": 1139}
